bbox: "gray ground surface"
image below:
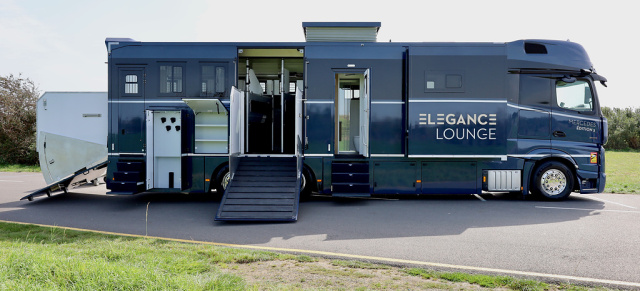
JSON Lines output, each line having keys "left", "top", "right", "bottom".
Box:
{"left": 1, "top": 172, "right": 639, "bottom": 287}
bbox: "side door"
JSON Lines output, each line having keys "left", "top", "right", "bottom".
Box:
{"left": 517, "top": 74, "right": 552, "bottom": 153}
{"left": 359, "top": 69, "right": 370, "bottom": 157}
{"left": 551, "top": 78, "right": 601, "bottom": 172}
{"left": 117, "top": 67, "right": 146, "bottom": 154}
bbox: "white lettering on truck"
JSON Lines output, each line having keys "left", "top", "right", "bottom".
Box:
{"left": 419, "top": 113, "right": 497, "bottom": 140}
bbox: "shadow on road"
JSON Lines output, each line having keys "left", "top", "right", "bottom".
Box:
{"left": 0, "top": 182, "right": 605, "bottom": 245}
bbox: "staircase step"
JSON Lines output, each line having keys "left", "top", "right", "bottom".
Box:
{"left": 231, "top": 181, "right": 297, "bottom": 187}
{"left": 117, "top": 161, "right": 144, "bottom": 172}
{"left": 227, "top": 186, "right": 296, "bottom": 193}
{"left": 110, "top": 181, "right": 143, "bottom": 193}
{"left": 216, "top": 212, "right": 296, "bottom": 220}
{"left": 221, "top": 204, "right": 294, "bottom": 212}
{"left": 224, "top": 193, "right": 296, "bottom": 199}
{"left": 216, "top": 157, "right": 300, "bottom": 222}
{"left": 114, "top": 171, "right": 143, "bottom": 181}
{"left": 235, "top": 171, "right": 295, "bottom": 177}
{"left": 223, "top": 198, "right": 295, "bottom": 205}
{"left": 232, "top": 176, "right": 296, "bottom": 182}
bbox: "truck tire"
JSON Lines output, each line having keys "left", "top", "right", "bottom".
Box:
{"left": 531, "top": 161, "right": 574, "bottom": 200}
{"left": 300, "top": 168, "right": 313, "bottom": 200}
{"left": 214, "top": 165, "right": 230, "bottom": 195}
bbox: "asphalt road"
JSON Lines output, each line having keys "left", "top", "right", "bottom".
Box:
{"left": 1, "top": 172, "right": 640, "bottom": 288}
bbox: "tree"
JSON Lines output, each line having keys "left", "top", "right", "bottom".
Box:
{"left": 0, "top": 74, "right": 40, "bottom": 165}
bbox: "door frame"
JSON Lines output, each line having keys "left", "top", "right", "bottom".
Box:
{"left": 333, "top": 69, "right": 370, "bottom": 156}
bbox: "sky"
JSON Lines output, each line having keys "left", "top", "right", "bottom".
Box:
{"left": 1, "top": 0, "right": 637, "bottom": 108}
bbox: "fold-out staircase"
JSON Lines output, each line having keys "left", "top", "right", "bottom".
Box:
{"left": 108, "top": 160, "right": 145, "bottom": 195}
{"left": 216, "top": 157, "right": 300, "bottom": 222}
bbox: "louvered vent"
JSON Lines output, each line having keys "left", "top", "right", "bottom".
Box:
{"left": 302, "top": 22, "right": 381, "bottom": 42}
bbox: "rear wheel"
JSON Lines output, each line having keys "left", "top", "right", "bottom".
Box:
{"left": 531, "top": 161, "right": 574, "bottom": 200}
{"left": 300, "top": 168, "right": 313, "bottom": 200}
{"left": 213, "top": 165, "right": 230, "bottom": 195}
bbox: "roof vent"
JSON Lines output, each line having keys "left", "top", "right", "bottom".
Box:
{"left": 524, "top": 42, "right": 548, "bottom": 54}
{"left": 302, "top": 22, "right": 381, "bottom": 42}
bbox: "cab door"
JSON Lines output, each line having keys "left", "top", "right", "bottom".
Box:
{"left": 551, "top": 78, "right": 601, "bottom": 172}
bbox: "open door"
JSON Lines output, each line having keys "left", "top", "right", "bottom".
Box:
{"left": 229, "top": 86, "right": 244, "bottom": 176}
{"left": 359, "top": 69, "right": 370, "bottom": 157}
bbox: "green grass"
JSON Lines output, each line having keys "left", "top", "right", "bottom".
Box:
{"left": 0, "top": 221, "right": 619, "bottom": 290}
{"left": 0, "top": 222, "right": 275, "bottom": 290}
{"left": 0, "top": 163, "right": 41, "bottom": 172}
{"left": 604, "top": 151, "right": 640, "bottom": 193}
{"left": 405, "top": 268, "right": 549, "bottom": 290}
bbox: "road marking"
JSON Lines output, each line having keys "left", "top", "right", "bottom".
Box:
{"left": 1, "top": 219, "right": 638, "bottom": 288}
{"left": 536, "top": 206, "right": 640, "bottom": 214}
{"left": 581, "top": 195, "right": 637, "bottom": 209}
{"left": 473, "top": 194, "right": 486, "bottom": 202}
{"left": 0, "top": 180, "right": 23, "bottom": 183}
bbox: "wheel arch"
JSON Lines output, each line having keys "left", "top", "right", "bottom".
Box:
{"left": 208, "top": 161, "right": 229, "bottom": 192}
{"left": 529, "top": 156, "right": 580, "bottom": 193}
{"left": 302, "top": 163, "right": 318, "bottom": 193}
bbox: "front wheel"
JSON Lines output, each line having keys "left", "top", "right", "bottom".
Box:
{"left": 531, "top": 161, "right": 574, "bottom": 200}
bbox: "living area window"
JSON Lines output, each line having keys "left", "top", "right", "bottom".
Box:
{"left": 201, "top": 64, "right": 225, "bottom": 96}
{"left": 159, "top": 64, "right": 184, "bottom": 94}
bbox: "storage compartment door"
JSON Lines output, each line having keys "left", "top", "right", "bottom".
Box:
{"left": 152, "top": 111, "right": 182, "bottom": 189}
{"left": 373, "top": 162, "right": 417, "bottom": 194}
{"left": 421, "top": 162, "right": 477, "bottom": 194}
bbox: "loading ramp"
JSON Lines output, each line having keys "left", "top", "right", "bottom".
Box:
{"left": 215, "top": 157, "right": 300, "bottom": 222}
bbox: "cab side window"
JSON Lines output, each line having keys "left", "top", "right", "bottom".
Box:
{"left": 520, "top": 75, "right": 551, "bottom": 108}
{"left": 555, "top": 80, "right": 593, "bottom": 112}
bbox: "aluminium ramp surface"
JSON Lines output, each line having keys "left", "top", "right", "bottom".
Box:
{"left": 216, "top": 157, "right": 300, "bottom": 222}
{"left": 22, "top": 161, "right": 108, "bottom": 201}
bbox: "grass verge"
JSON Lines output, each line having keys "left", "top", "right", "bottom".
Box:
{"left": 0, "top": 163, "right": 40, "bottom": 172}
{"left": 0, "top": 221, "right": 621, "bottom": 290}
{"left": 604, "top": 151, "right": 640, "bottom": 194}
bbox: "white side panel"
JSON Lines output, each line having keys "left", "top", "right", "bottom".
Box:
{"left": 248, "top": 69, "right": 262, "bottom": 95}
{"left": 145, "top": 110, "right": 154, "bottom": 190}
{"left": 36, "top": 92, "right": 108, "bottom": 185}
{"left": 38, "top": 132, "right": 107, "bottom": 185}
{"left": 37, "top": 92, "right": 108, "bottom": 150}
{"left": 295, "top": 88, "right": 303, "bottom": 155}
{"left": 229, "top": 87, "right": 244, "bottom": 155}
{"left": 359, "top": 69, "right": 370, "bottom": 157}
{"left": 152, "top": 111, "right": 181, "bottom": 189}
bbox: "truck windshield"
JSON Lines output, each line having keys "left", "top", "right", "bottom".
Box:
{"left": 556, "top": 80, "right": 593, "bottom": 112}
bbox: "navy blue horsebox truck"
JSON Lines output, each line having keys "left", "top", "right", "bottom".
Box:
{"left": 26, "top": 22, "right": 608, "bottom": 222}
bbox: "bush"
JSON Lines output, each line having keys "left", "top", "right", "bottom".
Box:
{"left": 0, "top": 74, "right": 40, "bottom": 165}
{"left": 602, "top": 106, "right": 640, "bottom": 150}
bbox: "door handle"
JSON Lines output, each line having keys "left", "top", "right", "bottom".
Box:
{"left": 553, "top": 131, "right": 566, "bottom": 137}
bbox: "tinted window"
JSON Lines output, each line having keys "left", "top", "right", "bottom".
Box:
{"left": 520, "top": 75, "right": 551, "bottom": 107}
{"left": 160, "top": 65, "right": 183, "bottom": 93}
{"left": 201, "top": 65, "right": 226, "bottom": 96}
